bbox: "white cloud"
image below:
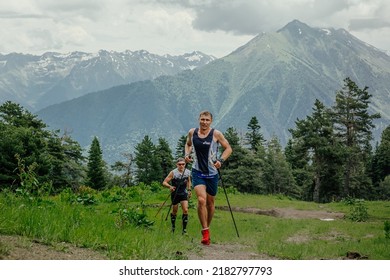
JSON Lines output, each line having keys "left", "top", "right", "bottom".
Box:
{"left": 0, "top": 0, "right": 389, "bottom": 57}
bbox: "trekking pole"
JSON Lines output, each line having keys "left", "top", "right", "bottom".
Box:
{"left": 155, "top": 192, "right": 171, "bottom": 217}
{"left": 218, "top": 169, "right": 240, "bottom": 238}
{"left": 165, "top": 163, "right": 188, "bottom": 221}
{"left": 164, "top": 193, "right": 175, "bottom": 221}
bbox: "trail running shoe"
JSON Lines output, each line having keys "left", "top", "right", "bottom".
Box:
{"left": 201, "top": 228, "right": 210, "bottom": 245}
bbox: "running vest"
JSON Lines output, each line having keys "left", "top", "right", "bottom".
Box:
{"left": 172, "top": 168, "right": 191, "bottom": 195}
{"left": 192, "top": 128, "right": 218, "bottom": 176}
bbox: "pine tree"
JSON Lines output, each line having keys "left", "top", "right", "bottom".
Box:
{"left": 245, "top": 116, "right": 265, "bottom": 152}
{"left": 134, "top": 135, "right": 162, "bottom": 184}
{"left": 372, "top": 125, "right": 390, "bottom": 191}
{"left": 0, "top": 101, "right": 46, "bottom": 129}
{"left": 86, "top": 137, "right": 107, "bottom": 190}
{"left": 46, "top": 132, "right": 85, "bottom": 191}
{"left": 331, "top": 77, "right": 380, "bottom": 197}
{"left": 285, "top": 138, "right": 313, "bottom": 201}
{"left": 156, "top": 137, "right": 174, "bottom": 182}
{"left": 175, "top": 135, "right": 187, "bottom": 159}
{"left": 1, "top": 102, "right": 49, "bottom": 188}
{"left": 289, "top": 100, "right": 343, "bottom": 202}
{"left": 223, "top": 127, "right": 264, "bottom": 193}
{"left": 61, "top": 133, "right": 86, "bottom": 189}
{"left": 262, "top": 136, "right": 298, "bottom": 198}
{"left": 0, "top": 101, "right": 85, "bottom": 192}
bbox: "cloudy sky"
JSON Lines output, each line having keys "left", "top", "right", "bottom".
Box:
{"left": 1, "top": 0, "right": 390, "bottom": 58}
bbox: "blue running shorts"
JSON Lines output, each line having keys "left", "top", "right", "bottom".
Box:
{"left": 192, "top": 169, "right": 219, "bottom": 196}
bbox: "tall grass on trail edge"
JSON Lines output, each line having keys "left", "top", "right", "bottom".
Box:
{"left": 0, "top": 191, "right": 195, "bottom": 260}
{"left": 1, "top": 188, "right": 390, "bottom": 260}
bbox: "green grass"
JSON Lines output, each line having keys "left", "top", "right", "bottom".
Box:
{"left": 1, "top": 186, "right": 389, "bottom": 260}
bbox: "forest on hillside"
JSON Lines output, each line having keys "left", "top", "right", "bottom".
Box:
{"left": 1, "top": 78, "right": 389, "bottom": 202}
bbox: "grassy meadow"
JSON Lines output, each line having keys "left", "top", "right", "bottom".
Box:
{"left": 0, "top": 184, "right": 389, "bottom": 260}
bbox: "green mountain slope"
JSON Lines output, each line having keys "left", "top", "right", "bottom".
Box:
{"left": 37, "top": 20, "right": 390, "bottom": 163}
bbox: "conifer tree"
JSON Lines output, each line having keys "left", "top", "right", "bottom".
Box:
{"left": 175, "top": 135, "right": 187, "bottom": 159}
{"left": 372, "top": 125, "right": 390, "bottom": 191}
{"left": 47, "top": 132, "right": 85, "bottom": 191}
{"left": 223, "top": 127, "right": 264, "bottom": 193}
{"left": 289, "top": 100, "right": 342, "bottom": 202}
{"left": 0, "top": 101, "right": 46, "bottom": 129}
{"left": 262, "top": 136, "right": 298, "bottom": 197}
{"left": 0, "top": 101, "right": 85, "bottom": 192}
{"left": 156, "top": 137, "right": 174, "bottom": 182}
{"left": 285, "top": 138, "right": 313, "bottom": 201}
{"left": 245, "top": 116, "right": 265, "bottom": 152}
{"left": 61, "top": 134, "right": 85, "bottom": 186}
{"left": 331, "top": 77, "right": 380, "bottom": 197}
{"left": 134, "top": 135, "right": 162, "bottom": 184}
{"left": 86, "top": 137, "right": 107, "bottom": 190}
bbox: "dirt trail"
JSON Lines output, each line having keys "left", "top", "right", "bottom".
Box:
{"left": 0, "top": 235, "right": 108, "bottom": 260}
{"left": 186, "top": 243, "right": 276, "bottom": 260}
{"left": 217, "top": 206, "right": 345, "bottom": 220}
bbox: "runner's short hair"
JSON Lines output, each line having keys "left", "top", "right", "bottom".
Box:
{"left": 199, "top": 110, "right": 213, "bottom": 120}
{"left": 176, "top": 157, "right": 185, "bottom": 163}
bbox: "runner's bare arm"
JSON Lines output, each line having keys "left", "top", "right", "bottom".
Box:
{"left": 184, "top": 128, "right": 195, "bottom": 162}
{"left": 215, "top": 130, "right": 232, "bottom": 162}
{"left": 187, "top": 174, "right": 192, "bottom": 198}
{"left": 162, "top": 171, "right": 175, "bottom": 191}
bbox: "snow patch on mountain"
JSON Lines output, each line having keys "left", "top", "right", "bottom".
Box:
{"left": 0, "top": 50, "right": 215, "bottom": 111}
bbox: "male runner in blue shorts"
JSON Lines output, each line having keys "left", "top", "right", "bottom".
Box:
{"left": 184, "top": 111, "right": 232, "bottom": 245}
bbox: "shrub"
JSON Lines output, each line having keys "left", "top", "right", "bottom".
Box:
{"left": 114, "top": 207, "right": 154, "bottom": 229}
{"left": 344, "top": 198, "right": 369, "bottom": 222}
{"left": 76, "top": 193, "right": 98, "bottom": 205}
{"left": 59, "top": 188, "right": 77, "bottom": 203}
{"left": 77, "top": 185, "right": 96, "bottom": 195}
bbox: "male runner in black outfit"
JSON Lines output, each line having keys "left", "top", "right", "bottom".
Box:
{"left": 162, "top": 158, "right": 192, "bottom": 234}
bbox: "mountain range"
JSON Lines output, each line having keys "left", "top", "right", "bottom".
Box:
{"left": 10, "top": 20, "right": 390, "bottom": 163}
{"left": 0, "top": 50, "right": 216, "bottom": 111}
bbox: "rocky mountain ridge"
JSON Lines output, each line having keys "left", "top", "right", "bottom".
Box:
{"left": 0, "top": 50, "right": 216, "bottom": 111}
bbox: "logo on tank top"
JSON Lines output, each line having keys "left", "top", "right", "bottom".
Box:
{"left": 202, "top": 141, "right": 211, "bottom": 145}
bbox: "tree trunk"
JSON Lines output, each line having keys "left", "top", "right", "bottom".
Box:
{"left": 313, "top": 173, "right": 320, "bottom": 203}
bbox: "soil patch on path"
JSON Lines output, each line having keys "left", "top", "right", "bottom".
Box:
{"left": 217, "top": 206, "right": 344, "bottom": 220}
{"left": 0, "top": 235, "right": 108, "bottom": 260}
{"left": 186, "top": 243, "right": 276, "bottom": 260}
